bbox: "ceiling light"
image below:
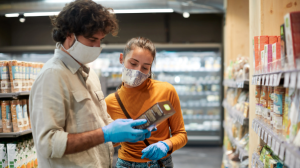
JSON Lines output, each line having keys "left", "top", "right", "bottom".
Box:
{"left": 112, "top": 9, "right": 174, "bottom": 14}
{"left": 5, "top": 13, "right": 19, "bottom": 17}
{"left": 19, "top": 18, "right": 26, "bottom": 23}
{"left": 183, "top": 12, "right": 190, "bottom": 18}
{"left": 24, "top": 11, "right": 60, "bottom": 17}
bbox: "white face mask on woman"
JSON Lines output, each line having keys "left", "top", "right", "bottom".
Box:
{"left": 60, "top": 34, "right": 102, "bottom": 64}
{"left": 122, "top": 65, "right": 150, "bottom": 87}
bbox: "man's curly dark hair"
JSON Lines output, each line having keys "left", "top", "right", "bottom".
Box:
{"left": 50, "top": 0, "right": 118, "bottom": 43}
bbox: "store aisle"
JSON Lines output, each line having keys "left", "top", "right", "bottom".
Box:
{"left": 113, "top": 146, "right": 223, "bottom": 168}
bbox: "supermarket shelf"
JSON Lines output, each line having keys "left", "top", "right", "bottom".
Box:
{"left": 251, "top": 153, "right": 264, "bottom": 168}
{"left": 183, "top": 115, "right": 220, "bottom": 120}
{"left": 187, "top": 135, "right": 220, "bottom": 141}
{"left": 222, "top": 99, "right": 249, "bottom": 125}
{"left": 0, "top": 92, "right": 30, "bottom": 99}
{"left": 0, "top": 129, "right": 32, "bottom": 138}
{"left": 223, "top": 79, "right": 249, "bottom": 88}
{"left": 252, "top": 118, "right": 300, "bottom": 167}
{"left": 223, "top": 122, "right": 249, "bottom": 161}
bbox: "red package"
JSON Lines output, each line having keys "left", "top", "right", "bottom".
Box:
{"left": 284, "top": 11, "right": 300, "bottom": 69}
{"left": 269, "top": 36, "right": 278, "bottom": 44}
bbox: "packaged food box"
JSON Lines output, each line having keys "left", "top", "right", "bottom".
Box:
{"left": 2, "top": 101, "right": 12, "bottom": 133}
{"left": 284, "top": 11, "right": 300, "bottom": 69}
{"left": 11, "top": 100, "right": 24, "bottom": 132}
{"left": 134, "top": 101, "right": 176, "bottom": 131}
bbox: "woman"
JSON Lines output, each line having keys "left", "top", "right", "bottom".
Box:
{"left": 105, "top": 37, "right": 187, "bottom": 168}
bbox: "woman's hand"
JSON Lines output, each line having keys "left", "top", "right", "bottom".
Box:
{"left": 141, "top": 141, "right": 169, "bottom": 160}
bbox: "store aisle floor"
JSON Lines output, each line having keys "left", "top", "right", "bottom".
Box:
{"left": 113, "top": 146, "right": 223, "bottom": 168}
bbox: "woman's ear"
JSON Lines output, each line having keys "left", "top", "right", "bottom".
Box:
{"left": 119, "top": 53, "right": 124, "bottom": 64}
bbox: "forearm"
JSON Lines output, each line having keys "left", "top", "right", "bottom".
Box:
{"left": 64, "top": 128, "right": 105, "bottom": 155}
{"left": 163, "top": 139, "right": 173, "bottom": 152}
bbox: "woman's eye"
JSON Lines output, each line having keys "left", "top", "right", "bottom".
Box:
{"left": 90, "top": 40, "right": 96, "bottom": 42}
{"left": 130, "top": 63, "right": 137, "bottom": 66}
{"left": 143, "top": 67, "right": 148, "bottom": 70}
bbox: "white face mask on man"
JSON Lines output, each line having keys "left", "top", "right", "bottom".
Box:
{"left": 60, "top": 34, "right": 102, "bottom": 64}
{"left": 121, "top": 65, "right": 150, "bottom": 87}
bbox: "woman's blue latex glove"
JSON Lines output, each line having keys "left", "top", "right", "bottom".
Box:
{"left": 102, "top": 119, "right": 150, "bottom": 143}
{"left": 141, "top": 141, "right": 169, "bottom": 160}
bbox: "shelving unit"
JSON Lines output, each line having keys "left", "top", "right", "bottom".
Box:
{"left": 223, "top": 122, "right": 249, "bottom": 161}
{"left": 251, "top": 153, "right": 264, "bottom": 168}
{"left": 0, "top": 129, "right": 32, "bottom": 138}
{"left": 248, "top": 1, "right": 300, "bottom": 167}
{"left": 223, "top": 99, "right": 249, "bottom": 125}
{"left": 223, "top": 79, "right": 250, "bottom": 88}
{"left": 252, "top": 119, "right": 300, "bottom": 167}
{"left": 0, "top": 91, "right": 31, "bottom": 138}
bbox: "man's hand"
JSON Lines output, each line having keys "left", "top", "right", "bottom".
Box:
{"left": 102, "top": 119, "right": 151, "bottom": 143}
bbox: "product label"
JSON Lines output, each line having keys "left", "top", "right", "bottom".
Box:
{"left": 274, "top": 115, "right": 283, "bottom": 129}
{"left": 22, "top": 105, "right": 29, "bottom": 127}
{"left": 13, "top": 80, "right": 22, "bottom": 89}
{"left": 22, "top": 66, "right": 26, "bottom": 80}
{"left": 12, "top": 66, "right": 20, "bottom": 80}
{"left": 0, "top": 66, "right": 9, "bottom": 80}
{"left": 274, "top": 93, "right": 284, "bottom": 114}
{"left": 5, "top": 105, "right": 12, "bottom": 129}
{"left": 16, "top": 104, "right": 24, "bottom": 128}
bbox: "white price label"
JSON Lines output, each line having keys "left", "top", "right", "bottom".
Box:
{"left": 262, "top": 75, "right": 266, "bottom": 85}
{"left": 279, "top": 143, "right": 285, "bottom": 160}
{"left": 266, "top": 75, "right": 269, "bottom": 86}
{"left": 291, "top": 154, "right": 296, "bottom": 168}
{"left": 271, "top": 137, "right": 276, "bottom": 151}
{"left": 285, "top": 150, "right": 290, "bottom": 166}
{"left": 284, "top": 72, "right": 290, "bottom": 87}
{"left": 290, "top": 72, "right": 297, "bottom": 88}
{"left": 275, "top": 140, "right": 280, "bottom": 155}
{"left": 273, "top": 74, "right": 278, "bottom": 86}
{"left": 297, "top": 73, "right": 300, "bottom": 89}
{"left": 258, "top": 127, "right": 262, "bottom": 137}
{"left": 264, "top": 131, "right": 268, "bottom": 143}
{"left": 258, "top": 76, "right": 261, "bottom": 85}
{"left": 268, "top": 134, "right": 272, "bottom": 147}
{"left": 270, "top": 74, "right": 274, "bottom": 86}
{"left": 261, "top": 129, "right": 265, "bottom": 139}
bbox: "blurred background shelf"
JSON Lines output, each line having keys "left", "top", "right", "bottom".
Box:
{"left": 0, "top": 129, "right": 32, "bottom": 138}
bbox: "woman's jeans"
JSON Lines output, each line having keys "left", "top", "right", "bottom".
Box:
{"left": 115, "top": 155, "right": 173, "bottom": 168}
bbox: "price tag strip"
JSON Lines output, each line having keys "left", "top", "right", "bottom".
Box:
{"left": 270, "top": 74, "right": 274, "bottom": 86}
{"left": 290, "top": 72, "right": 297, "bottom": 88}
{"left": 265, "top": 75, "right": 269, "bottom": 86}
{"left": 284, "top": 72, "right": 290, "bottom": 88}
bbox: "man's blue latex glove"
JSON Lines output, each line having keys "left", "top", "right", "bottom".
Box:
{"left": 102, "top": 119, "right": 150, "bottom": 143}
{"left": 141, "top": 141, "right": 169, "bottom": 160}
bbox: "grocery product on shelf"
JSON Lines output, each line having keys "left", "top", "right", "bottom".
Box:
{"left": 0, "top": 60, "right": 44, "bottom": 93}
{"left": 225, "top": 56, "right": 249, "bottom": 81}
{"left": 2, "top": 100, "right": 12, "bottom": 133}
{"left": 2, "top": 135, "right": 38, "bottom": 168}
{"left": 1, "top": 98, "right": 31, "bottom": 133}
{"left": 284, "top": 11, "right": 300, "bottom": 69}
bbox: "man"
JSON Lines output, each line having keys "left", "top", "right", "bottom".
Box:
{"left": 29, "top": 0, "right": 151, "bottom": 167}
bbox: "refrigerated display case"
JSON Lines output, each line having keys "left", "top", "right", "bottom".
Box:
{"left": 92, "top": 43, "right": 223, "bottom": 145}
